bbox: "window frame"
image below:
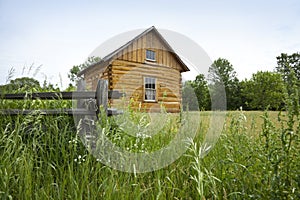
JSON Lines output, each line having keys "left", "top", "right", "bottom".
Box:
{"left": 144, "top": 77, "right": 157, "bottom": 102}
{"left": 145, "top": 49, "right": 156, "bottom": 62}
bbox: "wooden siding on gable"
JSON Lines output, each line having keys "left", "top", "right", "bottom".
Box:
{"left": 112, "top": 31, "right": 183, "bottom": 72}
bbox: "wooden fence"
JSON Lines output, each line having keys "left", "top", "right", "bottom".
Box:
{"left": 0, "top": 79, "right": 124, "bottom": 117}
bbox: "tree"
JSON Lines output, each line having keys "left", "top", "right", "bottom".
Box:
{"left": 0, "top": 77, "right": 41, "bottom": 92}
{"left": 241, "top": 71, "right": 285, "bottom": 110}
{"left": 191, "top": 74, "right": 210, "bottom": 110}
{"left": 208, "top": 58, "right": 241, "bottom": 110}
{"left": 276, "top": 52, "right": 300, "bottom": 82}
{"left": 68, "top": 56, "right": 101, "bottom": 86}
{"left": 182, "top": 81, "right": 199, "bottom": 111}
{"left": 239, "top": 80, "right": 252, "bottom": 110}
{"left": 276, "top": 53, "right": 300, "bottom": 103}
{"left": 182, "top": 74, "right": 210, "bottom": 111}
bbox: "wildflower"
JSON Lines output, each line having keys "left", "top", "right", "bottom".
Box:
{"left": 74, "top": 155, "right": 86, "bottom": 164}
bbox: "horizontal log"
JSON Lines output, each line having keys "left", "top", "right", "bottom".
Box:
{"left": 157, "top": 97, "right": 180, "bottom": 102}
{"left": 110, "top": 75, "right": 180, "bottom": 86}
{"left": 112, "top": 59, "right": 181, "bottom": 72}
{"left": 112, "top": 60, "right": 169, "bottom": 70}
{"left": 111, "top": 73, "right": 180, "bottom": 84}
{"left": 110, "top": 87, "right": 179, "bottom": 96}
{"left": 128, "top": 103, "right": 180, "bottom": 111}
{"left": 111, "top": 74, "right": 180, "bottom": 84}
{"left": 112, "top": 65, "right": 179, "bottom": 76}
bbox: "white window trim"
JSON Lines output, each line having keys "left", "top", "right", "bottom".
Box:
{"left": 144, "top": 77, "right": 157, "bottom": 102}
{"left": 145, "top": 49, "right": 156, "bottom": 62}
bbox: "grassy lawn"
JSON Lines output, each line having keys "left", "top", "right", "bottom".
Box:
{"left": 0, "top": 110, "right": 299, "bottom": 199}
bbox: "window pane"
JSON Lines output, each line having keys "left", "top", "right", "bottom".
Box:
{"left": 145, "top": 89, "right": 154, "bottom": 100}
{"left": 152, "top": 51, "right": 155, "bottom": 60}
{"left": 146, "top": 50, "right": 155, "bottom": 60}
{"left": 144, "top": 77, "right": 156, "bottom": 101}
{"left": 150, "top": 90, "right": 153, "bottom": 100}
{"left": 152, "top": 90, "right": 155, "bottom": 100}
{"left": 145, "top": 90, "right": 155, "bottom": 100}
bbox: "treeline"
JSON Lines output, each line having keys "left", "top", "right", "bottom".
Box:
{"left": 0, "top": 77, "right": 60, "bottom": 92}
{"left": 1, "top": 53, "right": 299, "bottom": 112}
{"left": 183, "top": 52, "right": 300, "bottom": 111}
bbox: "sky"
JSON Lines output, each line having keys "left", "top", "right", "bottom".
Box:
{"left": 0, "top": 0, "right": 299, "bottom": 89}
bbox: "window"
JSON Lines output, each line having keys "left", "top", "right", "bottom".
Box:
{"left": 146, "top": 49, "right": 156, "bottom": 61}
{"left": 144, "top": 77, "right": 156, "bottom": 101}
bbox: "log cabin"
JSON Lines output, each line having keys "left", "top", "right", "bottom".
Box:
{"left": 78, "top": 26, "right": 189, "bottom": 113}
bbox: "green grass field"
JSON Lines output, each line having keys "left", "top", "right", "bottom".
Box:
{"left": 0, "top": 109, "right": 299, "bottom": 199}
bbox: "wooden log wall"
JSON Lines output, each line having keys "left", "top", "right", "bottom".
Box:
{"left": 110, "top": 60, "right": 181, "bottom": 112}
{"left": 83, "top": 30, "right": 186, "bottom": 112}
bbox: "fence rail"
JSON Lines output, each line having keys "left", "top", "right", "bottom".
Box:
{"left": 0, "top": 108, "right": 120, "bottom": 116}
{"left": 0, "top": 79, "right": 124, "bottom": 117}
{"left": 1, "top": 90, "right": 123, "bottom": 100}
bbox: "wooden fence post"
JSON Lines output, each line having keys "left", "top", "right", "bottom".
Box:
{"left": 96, "top": 79, "right": 108, "bottom": 115}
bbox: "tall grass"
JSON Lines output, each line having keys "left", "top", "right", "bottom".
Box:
{"left": 1, "top": 85, "right": 300, "bottom": 199}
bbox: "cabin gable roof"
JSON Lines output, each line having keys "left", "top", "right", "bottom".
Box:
{"left": 78, "top": 26, "right": 189, "bottom": 76}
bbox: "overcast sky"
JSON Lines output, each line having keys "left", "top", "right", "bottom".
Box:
{"left": 0, "top": 0, "right": 299, "bottom": 88}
